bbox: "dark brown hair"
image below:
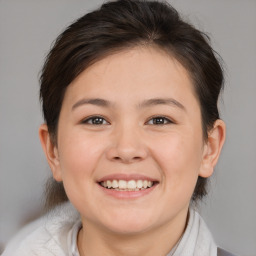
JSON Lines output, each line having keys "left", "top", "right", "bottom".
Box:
{"left": 40, "top": 0, "right": 224, "bottom": 209}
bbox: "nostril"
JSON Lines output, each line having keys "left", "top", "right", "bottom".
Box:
{"left": 113, "top": 155, "right": 143, "bottom": 163}
{"left": 106, "top": 144, "right": 148, "bottom": 163}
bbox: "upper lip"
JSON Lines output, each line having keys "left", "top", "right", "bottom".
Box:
{"left": 97, "top": 173, "right": 159, "bottom": 183}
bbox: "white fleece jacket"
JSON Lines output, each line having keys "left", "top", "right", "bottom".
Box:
{"left": 2, "top": 202, "right": 218, "bottom": 256}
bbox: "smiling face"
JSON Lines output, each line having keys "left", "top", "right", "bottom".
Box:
{"left": 40, "top": 46, "right": 224, "bottom": 237}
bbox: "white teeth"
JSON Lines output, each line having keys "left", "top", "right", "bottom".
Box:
{"left": 137, "top": 180, "right": 143, "bottom": 189}
{"left": 100, "top": 179, "right": 155, "bottom": 190}
{"left": 119, "top": 180, "right": 127, "bottom": 189}
{"left": 127, "top": 180, "right": 136, "bottom": 189}
{"left": 107, "top": 180, "right": 112, "bottom": 188}
{"left": 112, "top": 180, "right": 118, "bottom": 188}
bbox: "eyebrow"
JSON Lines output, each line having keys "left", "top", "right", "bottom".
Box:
{"left": 72, "top": 98, "right": 112, "bottom": 110}
{"left": 138, "top": 98, "right": 186, "bottom": 111}
{"left": 72, "top": 97, "right": 186, "bottom": 111}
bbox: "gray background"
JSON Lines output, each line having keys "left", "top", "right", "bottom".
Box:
{"left": 0, "top": 0, "right": 255, "bottom": 255}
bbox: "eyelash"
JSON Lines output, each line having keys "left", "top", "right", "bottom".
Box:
{"left": 146, "top": 116, "right": 173, "bottom": 125}
{"left": 81, "top": 115, "right": 173, "bottom": 126}
{"left": 81, "top": 116, "right": 109, "bottom": 125}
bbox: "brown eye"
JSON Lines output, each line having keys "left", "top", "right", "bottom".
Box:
{"left": 147, "top": 116, "right": 172, "bottom": 125}
{"left": 82, "top": 116, "right": 109, "bottom": 125}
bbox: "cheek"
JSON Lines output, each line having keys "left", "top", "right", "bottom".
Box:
{"left": 152, "top": 131, "right": 203, "bottom": 190}
{"left": 57, "top": 131, "right": 106, "bottom": 210}
{"left": 155, "top": 131, "right": 202, "bottom": 165}
{"left": 58, "top": 131, "right": 105, "bottom": 179}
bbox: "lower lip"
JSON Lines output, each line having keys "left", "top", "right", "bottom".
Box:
{"left": 97, "top": 183, "right": 158, "bottom": 199}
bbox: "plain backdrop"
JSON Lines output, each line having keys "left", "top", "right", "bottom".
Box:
{"left": 0, "top": 0, "right": 255, "bottom": 255}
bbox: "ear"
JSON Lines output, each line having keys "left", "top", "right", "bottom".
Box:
{"left": 39, "top": 124, "right": 62, "bottom": 182}
{"left": 199, "top": 119, "right": 226, "bottom": 178}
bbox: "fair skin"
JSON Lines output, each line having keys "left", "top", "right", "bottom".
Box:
{"left": 39, "top": 47, "right": 225, "bottom": 256}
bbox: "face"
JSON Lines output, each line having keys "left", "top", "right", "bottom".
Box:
{"left": 42, "top": 47, "right": 219, "bottom": 235}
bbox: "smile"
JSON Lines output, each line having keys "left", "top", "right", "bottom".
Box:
{"left": 100, "top": 180, "right": 155, "bottom": 191}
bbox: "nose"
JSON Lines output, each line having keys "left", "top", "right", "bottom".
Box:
{"left": 106, "top": 125, "right": 148, "bottom": 164}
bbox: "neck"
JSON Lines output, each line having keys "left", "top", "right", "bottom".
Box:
{"left": 77, "top": 208, "right": 189, "bottom": 256}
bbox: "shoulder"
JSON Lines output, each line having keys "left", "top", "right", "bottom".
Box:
{"left": 217, "top": 247, "right": 238, "bottom": 256}
{"left": 2, "top": 202, "right": 80, "bottom": 256}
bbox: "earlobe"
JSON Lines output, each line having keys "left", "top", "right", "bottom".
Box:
{"left": 39, "top": 124, "right": 63, "bottom": 182}
{"left": 199, "top": 119, "right": 226, "bottom": 178}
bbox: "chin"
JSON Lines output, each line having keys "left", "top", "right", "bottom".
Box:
{"left": 105, "top": 222, "right": 152, "bottom": 235}
{"left": 99, "top": 211, "right": 156, "bottom": 235}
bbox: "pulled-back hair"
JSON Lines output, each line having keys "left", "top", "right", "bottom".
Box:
{"left": 40, "top": 0, "right": 224, "bottom": 209}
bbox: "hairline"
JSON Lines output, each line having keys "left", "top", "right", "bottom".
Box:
{"left": 48, "top": 43, "right": 208, "bottom": 146}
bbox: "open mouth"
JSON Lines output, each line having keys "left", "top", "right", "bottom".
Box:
{"left": 98, "top": 179, "right": 158, "bottom": 191}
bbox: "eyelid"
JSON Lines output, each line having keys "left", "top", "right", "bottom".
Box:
{"left": 81, "top": 115, "right": 110, "bottom": 125}
{"left": 80, "top": 115, "right": 174, "bottom": 125}
{"left": 145, "top": 115, "right": 174, "bottom": 125}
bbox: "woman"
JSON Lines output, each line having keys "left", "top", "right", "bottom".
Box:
{"left": 3, "top": 0, "right": 236, "bottom": 255}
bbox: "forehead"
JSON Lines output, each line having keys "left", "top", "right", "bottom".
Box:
{"left": 59, "top": 46, "right": 203, "bottom": 134}
{"left": 66, "top": 46, "right": 196, "bottom": 100}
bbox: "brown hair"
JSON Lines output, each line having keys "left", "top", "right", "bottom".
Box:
{"left": 40, "top": 0, "right": 224, "bottom": 209}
